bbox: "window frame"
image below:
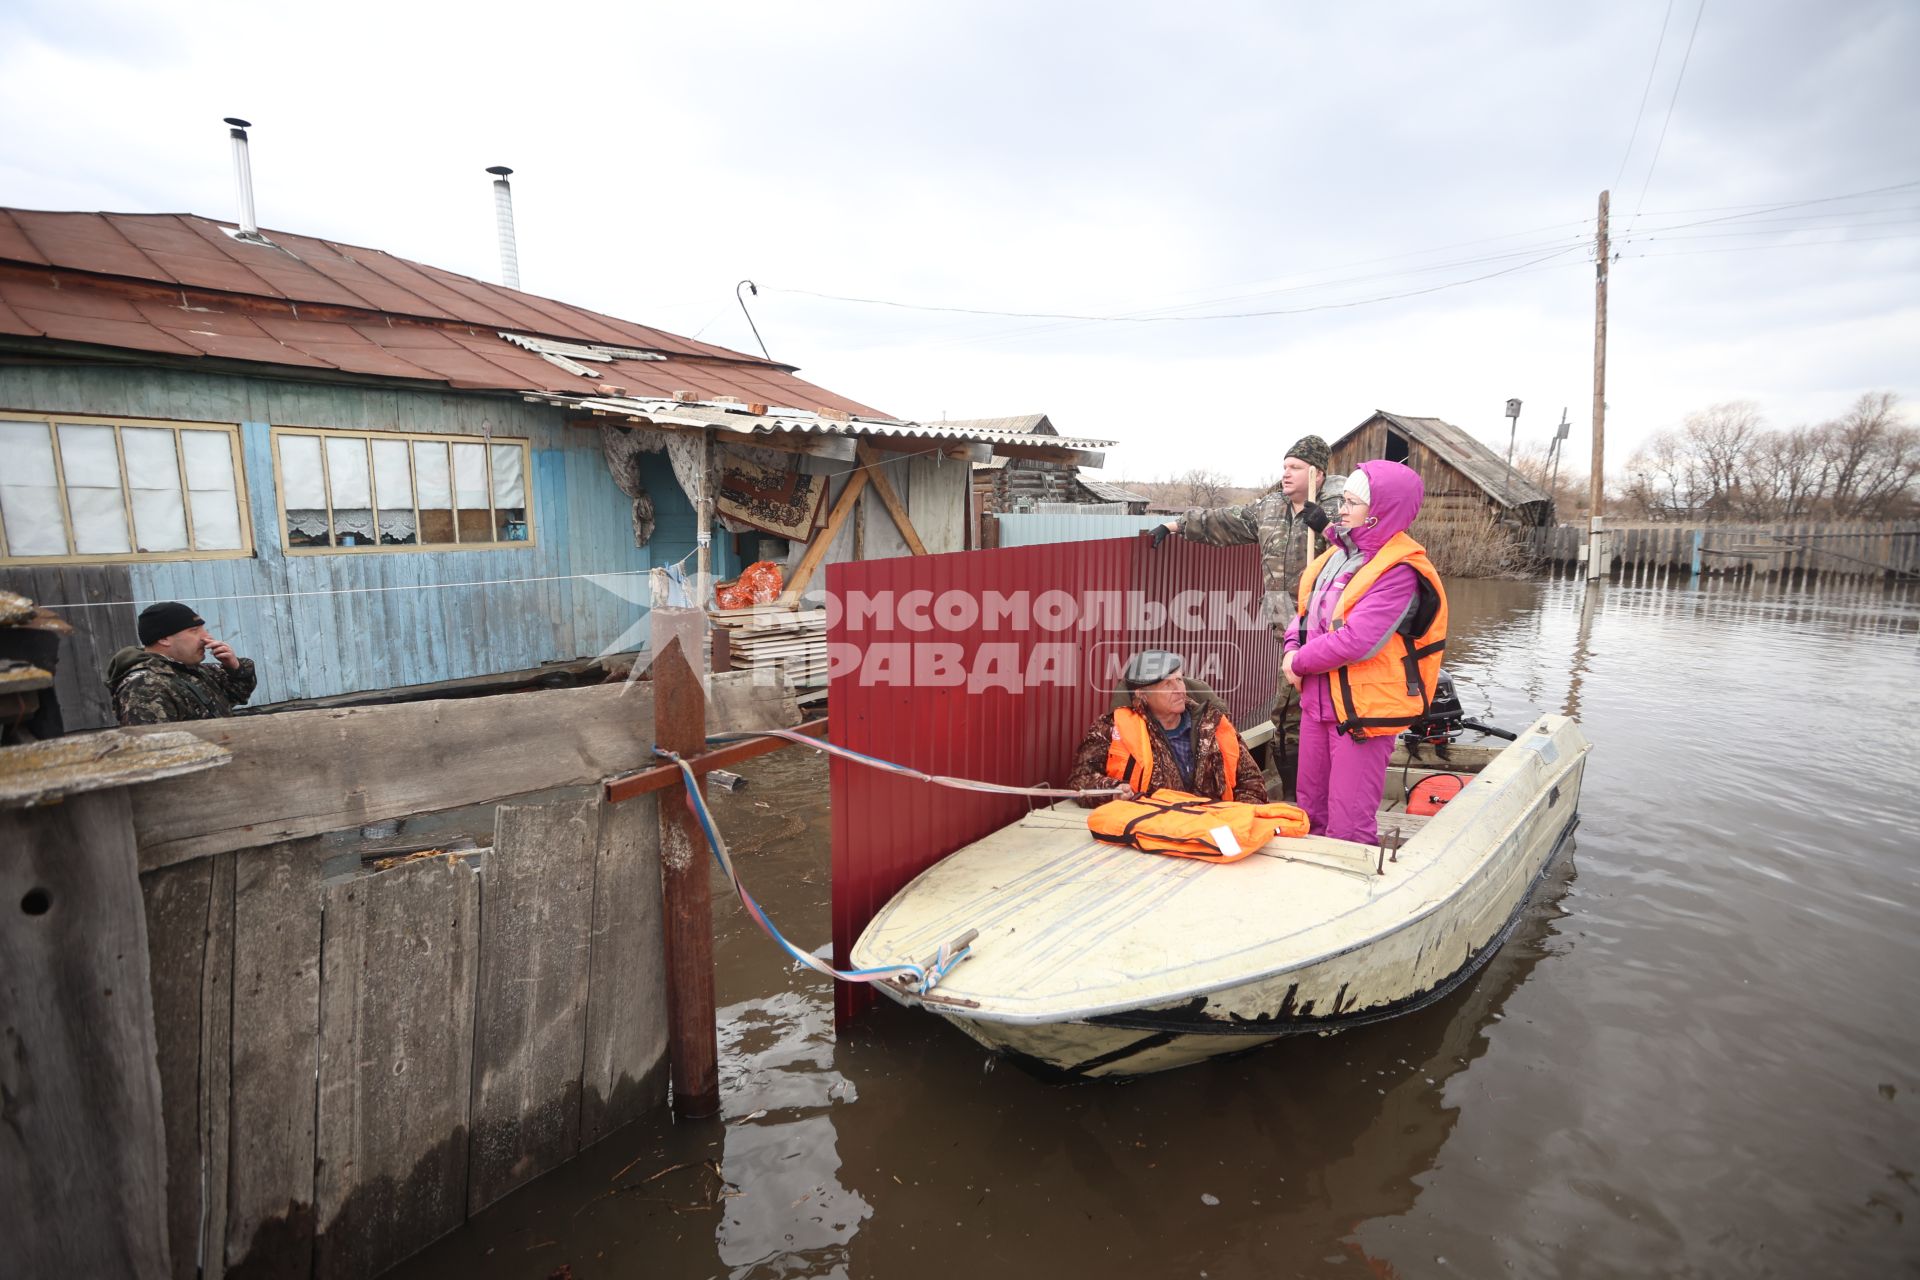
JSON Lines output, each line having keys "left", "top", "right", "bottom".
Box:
{"left": 0, "top": 411, "right": 254, "bottom": 566}
{"left": 269, "top": 425, "right": 537, "bottom": 556}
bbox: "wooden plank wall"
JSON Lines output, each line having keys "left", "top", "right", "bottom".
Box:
{"left": 1527, "top": 519, "right": 1920, "bottom": 584}
{"left": 118, "top": 682, "right": 674, "bottom": 1279}
{"left": 2, "top": 788, "right": 172, "bottom": 1279}
{"left": 137, "top": 789, "right": 668, "bottom": 1280}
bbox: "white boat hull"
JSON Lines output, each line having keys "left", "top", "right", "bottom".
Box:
{"left": 851, "top": 716, "right": 1590, "bottom": 1078}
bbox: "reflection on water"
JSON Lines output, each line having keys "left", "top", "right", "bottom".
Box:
{"left": 398, "top": 577, "right": 1920, "bottom": 1280}
{"left": 715, "top": 991, "right": 868, "bottom": 1278}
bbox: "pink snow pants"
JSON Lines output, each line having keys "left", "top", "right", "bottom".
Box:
{"left": 1295, "top": 710, "right": 1398, "bottom": 844}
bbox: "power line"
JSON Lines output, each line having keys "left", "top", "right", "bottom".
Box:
{"left": 1613, "top": 0, "right": 1678, "bottom": 193}
{"left": 1621, "top": 232, "right": 1920, "bottom": 259}
{"left": 1634, "top": 0, "right": 1709, "bottom": 218}
{"left": 778, "top": 244, "right": 1585, "bottom": 326}
{"left": 1626, "top": 181, "right": 1920, "bottom": 235}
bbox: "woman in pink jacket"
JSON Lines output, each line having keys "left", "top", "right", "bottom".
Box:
{"left": 1281, "top": 460, "right": 1446, "bottom": 844}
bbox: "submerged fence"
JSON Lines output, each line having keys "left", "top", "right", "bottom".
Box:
{"left": 1529, "top": 520, "right": 1920, "bottom": 584}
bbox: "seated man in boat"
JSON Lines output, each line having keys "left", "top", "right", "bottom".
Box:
{"left": 1066, "top": 649, "right": 1269, "bottom": 807}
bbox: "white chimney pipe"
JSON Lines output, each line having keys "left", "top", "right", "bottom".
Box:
{"left": 223, "top": 117, "right": 258, "bottom": 237}
{"left": 487, "top": 166, "right": 520, "bottom": 289}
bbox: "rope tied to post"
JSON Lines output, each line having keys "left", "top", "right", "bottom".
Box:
{"left": 653, "top": 746, "right": 978, "bottom": 992}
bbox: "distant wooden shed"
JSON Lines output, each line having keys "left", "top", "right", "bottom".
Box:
{"left": 1330, "top": 410, "right": 1553, "bottom": 526}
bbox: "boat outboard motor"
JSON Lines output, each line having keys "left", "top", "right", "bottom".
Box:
{"left": 1403, "top": 669, "right": 1518, "bottom": 747}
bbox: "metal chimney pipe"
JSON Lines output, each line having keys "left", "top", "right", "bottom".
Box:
{"left": 223, "top": 117, "right": 258, "bottom": 237}
{"left": 486, "top": 166, "right": 520, "bottom": 289}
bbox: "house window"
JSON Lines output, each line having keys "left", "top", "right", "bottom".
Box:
{"left": 271, "top": 428, "right": 533, "bottom": 552}
{"left": 0, "top": 413, "right": 250, "bottom": 565}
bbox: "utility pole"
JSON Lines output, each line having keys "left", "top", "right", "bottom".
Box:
{"left": 1586, "top": 190, "right": 1610, "bottom": 581}
{"left": 1547, "top": 405, "right": 1571, "bottom": 502}
{"left": 1503, "top": 398, "right": 1523, "bottom": 497}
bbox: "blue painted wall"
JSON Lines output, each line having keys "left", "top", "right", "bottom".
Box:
{"left": 0, "top": 366, "right": 715, "bottom": 724}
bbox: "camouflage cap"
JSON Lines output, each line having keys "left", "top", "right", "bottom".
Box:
{"left": 1285, "top": 434, "right": 1331, "bottom": 472}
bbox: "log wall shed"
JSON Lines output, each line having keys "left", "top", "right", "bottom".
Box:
{"left": 1329, "top": 410, "right": 1554, "bottom": 526}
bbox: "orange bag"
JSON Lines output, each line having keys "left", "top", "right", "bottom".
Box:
{"left": 715, "top": 560, "right": 785, "bottom": 609}
{"left": 1087, "top": 789, "right": 1309, "bottom": 862}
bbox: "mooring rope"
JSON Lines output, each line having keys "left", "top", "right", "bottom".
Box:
{"left": 655, "top": 748, "right": 977, "bottom": 991}
{"left": 703, "top": 727, "right": 1125, "bottom": 800}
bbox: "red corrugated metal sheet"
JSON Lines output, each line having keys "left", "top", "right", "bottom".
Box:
{"left": 0, "top": 209, "right": 890, "bottom": 417}
{"left": 829, "top": 533, "right": 1272, "bottom": 1024}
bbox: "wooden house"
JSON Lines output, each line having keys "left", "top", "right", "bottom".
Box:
{"left": 0, "top": 210, "right": 1109, "bottom": 729}
{"left": 962, "top": 413, "right": 1138, "bottom": 544}
{"left": 1329, "top": 411, "right": 1554, "bottom": 526}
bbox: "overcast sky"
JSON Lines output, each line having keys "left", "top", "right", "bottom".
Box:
{"left": 3, "top": 1, "right": 1915, "bottom": 482}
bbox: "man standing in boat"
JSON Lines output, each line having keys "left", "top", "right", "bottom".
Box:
{"left": 1066, "top": 649, "right": 1268, "bottom": 807}
{"left": 1151, "top": 435, "right": 1345, "bottom": 798}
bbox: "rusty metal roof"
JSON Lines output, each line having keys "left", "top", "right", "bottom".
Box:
{"left": 0, "top": 209, "right": 888, "bottom": 417}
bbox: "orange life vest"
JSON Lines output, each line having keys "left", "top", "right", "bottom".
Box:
{"left": 1087, "top": 789, "right": 1310, "bottom": 861}
{"left": 1294, "top": 531, "right": 1449, "bottom": 740}
{"left": 1103, "top": 706, "right": 1241, "bottom": 799}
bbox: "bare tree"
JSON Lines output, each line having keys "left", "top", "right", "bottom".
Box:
{"left": 1622, "top": 428, "right": 1706, "bottom": 519}
{"left": 1740, "top": 425, "right": 1828, "bottom": 518}
{"left": 1682, "top": 401, "right": 1762, "bottom": 516}
{"left": 1177, "top": 467, "right": 1230, "bottom": 508}
{"left": 1818, "top": 392, "right": 1920, "bottom": 519}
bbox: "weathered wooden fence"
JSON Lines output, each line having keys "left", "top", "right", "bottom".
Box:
{"left": 5, "top": 682, "right": 681, "bottom": 1280}
{"left": 1528, "top": 520, "right": 1920, "bottom": 585}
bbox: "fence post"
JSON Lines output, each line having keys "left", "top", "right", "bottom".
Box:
{"left": 652, "top": 613, "right": 720, "bottom": 1119}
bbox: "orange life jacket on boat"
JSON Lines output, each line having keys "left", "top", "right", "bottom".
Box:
{"left": 1295, "top": 532, "right": 1449, "bottom": 741}
{"left": 1103, "top": 706, "right": 1241, "bottom": 799}
{"left": 1087, "top": 789, "right": 1310, "bottom": 861}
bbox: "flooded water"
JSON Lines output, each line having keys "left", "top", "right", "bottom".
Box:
{"left": 397, "top": 576, "right": 1920, "bottom": 1279}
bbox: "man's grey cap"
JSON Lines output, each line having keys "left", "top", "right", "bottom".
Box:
{"left": 1122, "top": 649, "right": 1184, "bottom": 689}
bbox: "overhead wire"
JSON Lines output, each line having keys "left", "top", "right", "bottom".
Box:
{"left": 1613, "top": 0, "right": 1678, "bottom": 194}
{"left": 1631, "top": 0, "right": 1710, "bottom": 219}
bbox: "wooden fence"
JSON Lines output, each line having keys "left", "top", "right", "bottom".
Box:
{"left": 1527, "top": 520, "right": 1920, "bottom": 585}
{"left": 5, "top": 682, "right": 681, "bottom": 1280}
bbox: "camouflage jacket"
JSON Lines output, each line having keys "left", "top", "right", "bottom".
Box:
{"left": 107, "top": 647, "right": 257, "bottom": 725}
{"left": 1176, "top": 477, "right": 1346, "bottom": 636}
{"left": 1066, "top": 698, "right": 1269, "bottom": 808}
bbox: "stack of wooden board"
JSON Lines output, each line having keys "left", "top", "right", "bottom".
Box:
{"left": 708, "top": 605, "right": 829, "bottom": 688}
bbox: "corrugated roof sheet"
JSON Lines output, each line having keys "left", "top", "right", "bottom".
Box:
{"left": 1338, "top": 410, "right": 1552, "bottom": 510}
{"left": 0, "top": 208, "right": 889, "bottom": 418}
{"left": 1077, "top": 478, "right": 1148, "bottom": 504}
{"left": 531, "top": 393, "right": 1114, "bottom": 455}
{"left": 948, "top": 414, "right": 1059, "bottom": 470}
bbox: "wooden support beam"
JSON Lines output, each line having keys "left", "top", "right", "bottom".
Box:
{"left": 778, "top": 465, "right": 869, "bottom": 606}
{"left": 721, "top": 431, "right": 857, "bottom": 462}
{"left": 605, "top": 718, "right": 827, "bottom": 804}
{"left": 652, "top": 627, "right": 719, "bottom": 1119}
{"left": 855, "top": 442, "right": 928, "bottom": 555}
{"left": 862, "top": 436, "right": 992, "bottom": 464}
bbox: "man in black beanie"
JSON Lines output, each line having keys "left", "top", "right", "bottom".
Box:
{"left": 107, "top": 601, "right": 258, "bottom": 725}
